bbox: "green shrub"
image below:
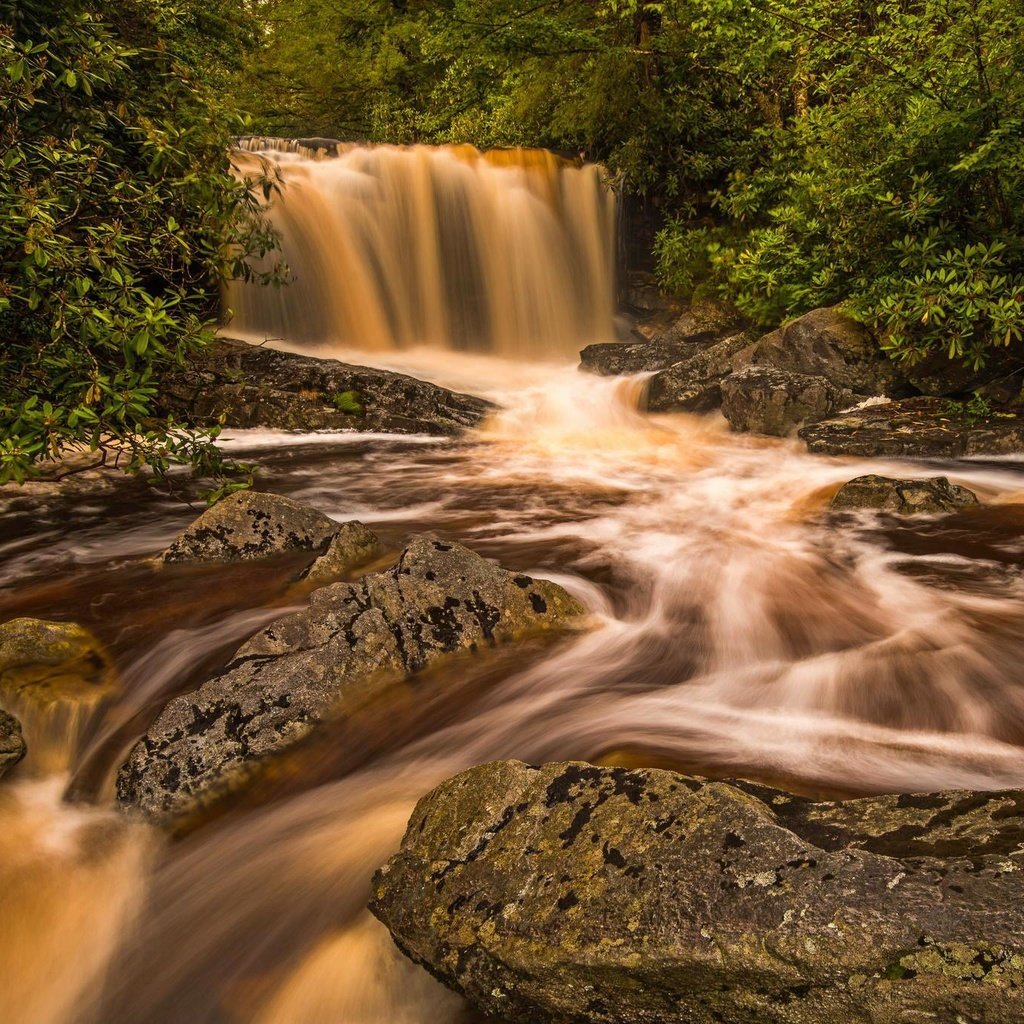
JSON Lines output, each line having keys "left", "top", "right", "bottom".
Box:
{"left": 0, "top": 0, "right": 277, "bottom": 483}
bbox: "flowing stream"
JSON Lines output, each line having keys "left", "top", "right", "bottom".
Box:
{"left": 3, "top": 145, "right": 1024, "bottom": 1023}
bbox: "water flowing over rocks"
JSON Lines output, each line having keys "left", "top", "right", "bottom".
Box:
{"left": 721, "top": 366, "right": 852, "bottom": 437}
{"left": 0, "top": 709, "right": 25, "bottom": 779}
{"left": 800, "top": 397, "right": 1024, "bottom": 458}
{"left": 0, "top": 618, "right": 114, "bottom": 708}
{"left": 160, "top": 340, "right": 493, "bottom": 436}
{"left": 161, "top": 490, "right": 341, "bottom": 565}
{"left": 117, "top": 539, "right": 585, "bottom": 825}
{"left": 831, "top": 475, "right": 979, "bottom": 515}
{"left": 371, "top": 760, "right": 1024, "bottom": 1024}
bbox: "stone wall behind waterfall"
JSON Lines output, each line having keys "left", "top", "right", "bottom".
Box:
{"left": 225, "top": 141, "right": 617, "bottom": 360}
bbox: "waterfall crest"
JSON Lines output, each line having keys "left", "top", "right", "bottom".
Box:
{"left": 226, "top": 141, "right": 617, "bottom": 360}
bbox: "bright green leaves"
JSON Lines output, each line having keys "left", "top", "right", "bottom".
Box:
{"left": 0, "top": 0, "right": 271, "bottom": 485}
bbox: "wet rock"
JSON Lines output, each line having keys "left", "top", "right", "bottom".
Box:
{"left": 720, "top": 366, "right": 853, "bottom": 436}
{"left": 831, "top": 475, "right": 979, "bottom": 515}
{"left": 159, "top": 340, "right": 493, "bottom": 436}
{"left": 645, "top": 332, "right": 755, "bottom": 413}
{"left": 371, "top": 760, "right": 1024, "bottom": 1024}
{"left": 0, "top": 709, "right": 25, "bottom": 779}
{"left": 117, "top": 540, "right": 585, "bottom": 824}
{"left": 741, "top": 306, "right": 906, "bottom": 397}
{"left": 0, "top": 618, "right": 114, "bottom": 707}
{"left": 579, "top": 336, "right": 717, "bottom": 377}
{"left": 302, "top": 521, "right": 381, "bottom": 584}
{"left": 800, "top": 397, "right": 1024, "bottom": 458}
{"left": 582, "top": 301, "right": 747, "bottom": 377}
{"left": 161, "top": 491, "right": 339, "bottom": 565}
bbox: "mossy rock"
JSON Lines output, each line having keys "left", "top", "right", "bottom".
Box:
{"left": 0, "top": 618, "right": 115, "bottom": 708}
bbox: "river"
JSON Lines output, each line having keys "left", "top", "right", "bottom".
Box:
{"left": 2, "top": 145, "right": 1024, "bottom": 1023}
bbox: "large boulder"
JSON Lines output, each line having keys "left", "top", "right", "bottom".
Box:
{"left": 371, "top": 761, "right": 1024, "bottom": 1024}
{"left": 0, "top": 618, "right": 114, "bottom": 707}
{"left": 117, "top": 540, "right": 585, "bottom": 824}
{"left": 800, "top": 397, "right": 1024, "bottom": 458}
{"left": 740, "top": 307, "right": 906, "bottom": 397}
{"left": 0, "top": 709, "right": 25, "bottom": 779}
{"left": 645, "top": 333, "right": 754, "bottom": 413}
{"left": 720, "top": 366, "right": 852, "bottom": 436}
{"left": 831, "top": 475, "right": 979, "bottom": 515}
{"left": 161, "top": 491, "right": 340, "bottom": 565}
{"left": 159, "top": 339, "right": 494, "bottom": 436}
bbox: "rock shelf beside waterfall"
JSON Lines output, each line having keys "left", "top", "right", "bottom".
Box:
{"left": 159, "top": 340, "right": 494, "bottom": 436}
{"left": 371, "top": 760, "right": 1024, "bottom": 1024}
{"left": 117, "top": 538, "right": 586, "bottom": 824}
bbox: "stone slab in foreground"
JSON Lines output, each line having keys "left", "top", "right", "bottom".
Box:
{"left": 117, "top": 541, "right": 584, "bottom": 824}
{"left": 371, "top": 760, "right": 1024, "bottom": 1024}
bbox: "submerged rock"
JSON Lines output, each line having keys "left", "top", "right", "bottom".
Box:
{"left": 721, "top": 366, "right": 852, "bottom": 436}
{"left": 0, "top": 709, "right": 25, "bottom": 779}
{"left": 800, "top": 397, "right": 1024, "bottom": 458}
{"left": 302, "top": 520, "right": 381, "bottom": 584}
{"left": 117, "top": 540, "right": 585, "bottom": 824}
{"left": 0, "top": 618, "right": 114, "bottom": 707}
{"left": 371, "top": 760, "right": 1024, "bottom": 1024}
{"left": 161, "top": 490, "right": 340, "bottom": 565}
{"left": 831, "top": 475, "right": 979, "bottom": 515}
{"left": 159, "top": 339, "right": 493, "bottom": 436}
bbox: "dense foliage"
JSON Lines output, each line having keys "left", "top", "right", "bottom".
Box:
{"left": 0, "top": 0, "right": 274, "bottom": 483}
{"left": 241, "top": 0, "right": 1024, "bottom": 374}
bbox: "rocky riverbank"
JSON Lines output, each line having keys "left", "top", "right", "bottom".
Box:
{"left": 587, "top": 303, "right": 1024, "bottom": 457}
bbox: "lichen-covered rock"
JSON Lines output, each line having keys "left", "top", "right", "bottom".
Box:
{"left": 159, "top": 340, "right": 493, "bottom": 436}
{"left": 741, "top": 307, "right": 906, "bottom": 397}
{"left": 645, "top": 333, "right": 755, "bottom": 413}
{"left": 831, "top": 475, "right": 979, "bottom": 515}
{"left": 302, "top": 521, "right": 381, "bottom": 584}
{"left": 161, "top": 491, "right": 339, "bottom": 565}
{"left": 0, "top": 709, "right": 25, "bottom": 779}
{"left": 800, "top": 397, "right": 1024, "bottom": 457}
{"left": 0, "top": 618, "right": 114, "bottom": 707}
{"left": 117, "top": 540, "right": 585, "bottom": 824}
{"left": 720, "top": 366, "right": 852, "bottom": 436}
{"left": 371, "top": 761, "right": 1024, "bottom": 1024}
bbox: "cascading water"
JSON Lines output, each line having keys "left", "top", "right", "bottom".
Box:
{"left": 225, "top": 141, "right": 617, "bottom": 359}
{"left": 4, "top": 142, "right": 1024, "bottom": 1023}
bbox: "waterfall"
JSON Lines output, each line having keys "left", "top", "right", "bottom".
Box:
{"left": 224, "top": 141, "right": 617, "bottom": 360}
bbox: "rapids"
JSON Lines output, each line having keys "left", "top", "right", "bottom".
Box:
{"left": 3, "top": 355, "right": 1024, "bottom": 1022}
{"left": 4, "top": 142, "right": 1024, "bottom": 1022}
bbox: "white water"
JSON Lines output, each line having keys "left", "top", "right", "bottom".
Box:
{"left": 3, "top": 356, "right": 1024, "bottom": 1022}
{"left": 5, "top": 135, "right": 1024, "bottom": 1020}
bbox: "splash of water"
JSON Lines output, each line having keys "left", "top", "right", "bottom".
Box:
{"left": 225, "top": 142, "right": 617, "bottom": 359}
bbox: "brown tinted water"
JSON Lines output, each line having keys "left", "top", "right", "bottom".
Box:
{"left": 6, "top": 140, "right": 1024, "bottom": 1022}
{"left": 3, "top": 354, "right": 1024, "bottom": 1023}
